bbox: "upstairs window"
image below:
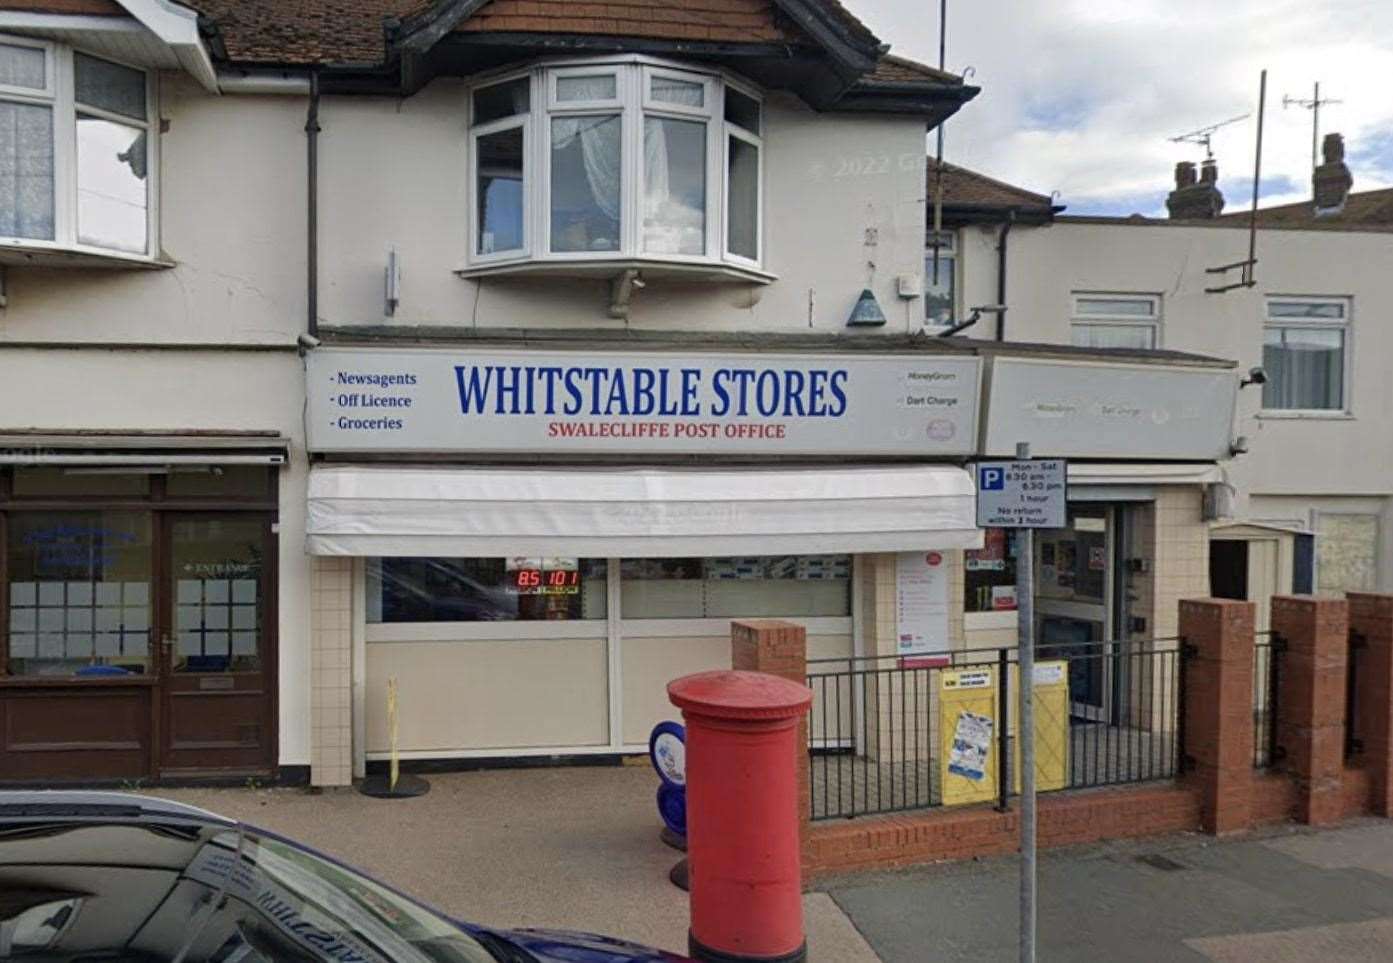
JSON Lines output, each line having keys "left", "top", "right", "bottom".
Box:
{"left": 1262, "top": 297, "right": 1350, "bottom": 412}
{"left": 0, "top": 36, "right": 155, "bottom": 258}
{"left": 468, "top": 58, "right": 763, "bottom": 272}
{"left": 1070, "top": 293, "right": 1160, "bottom": 349}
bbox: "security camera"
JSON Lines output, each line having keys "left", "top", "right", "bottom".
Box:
{"left": 1230, "top": 435, "right": 1250, "bottom": 456}
{"left": 297, "top": 332, "right": 321, "bottom": 351}
{"left": 1240, "top": 366, "right": 1266, "bottom": 388}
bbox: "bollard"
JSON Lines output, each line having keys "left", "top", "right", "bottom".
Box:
{"left": 669, "top": 669, "right": 812, "bottom": 963}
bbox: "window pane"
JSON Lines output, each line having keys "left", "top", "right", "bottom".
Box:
{"left": 6, "top": 512, "right": 153, "bottom": 676}
{"left": 965, "top": 528, "right": 1021, "bottom": 612}
{"left": 0, "top": 43, "right": 46, "bottom": 90}
{"left": 74, "top": 53, "right": 145, "bottom": 121}
{"left": 0, "top": 100, "right": 54, "bottom": 240}
{"left": 77, "top": 115, "right": 148, "bottom": 253}
{"left": 925, "top": 250, "right": 955, "bottom": 325}
{"left": 643, "top": 116, "right": 705, "bottom": 255}
{"left": 12, "top": 468, "right": 149, "bottom": 497}
{"left": 165, "top": 466, "right": 271, "bottom": 498}
{"left": 1070, "top": 323, "right": 1156, "bottom": 349}
{"left": 472, "top": 77, "right": 529, "bottom": 126}
{"left": 724, "top": 88, "right": 761, "bottom": 135}
{"left": 1316, "top": 514, "right": 1378, "bottom": 593}
{"left": 1074, "top": 297, "right": 1155, "bottom": 317}
{"left": 620, "top": 556, "right": 851, "bottom": 619}
{"left": 1268, "top": 300, "right": 1344, "bottom": 320}
{"left": 171, "top": 517, "right": 264, "bottom": 673}
{"left": 477, "top": 125, "right": 524, "bottom": 255}
{"left": 367, "top": 557, "right": 608, "bottom": 623}
{"left": 1262, "top": 326, "right": 1344, "bottom": 409}
{"left": 550, "top": 115, "right": 621, "bottom": 253}
{"left": 652, "top": 75, "right": 704, "bottom": 107}
{"left": 557, "top": 73, "right": 616, "bottom": 102}
{"left": 726, "top": 135, "right": 758, "bottom": 260}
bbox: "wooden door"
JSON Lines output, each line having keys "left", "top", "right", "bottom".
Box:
{"left": 157, "top": 513, "right": 276, "bottom": 775}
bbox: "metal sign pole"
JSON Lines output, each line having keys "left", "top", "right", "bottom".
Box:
{"left": 1015, "top": 441, "right": 1037, "bottom": 963}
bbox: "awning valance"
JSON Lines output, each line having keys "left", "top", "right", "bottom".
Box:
{"left": 306, "top": 465, "right": 982, "bottom": 557}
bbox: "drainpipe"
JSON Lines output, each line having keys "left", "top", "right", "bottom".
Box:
{"left": 306, "top": 71, "right": 321, "bottom": 339}
{"left": 994, "top": 210, "right": 1015, "bottom": 341}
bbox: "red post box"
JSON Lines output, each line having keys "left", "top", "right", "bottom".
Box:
{"left": 668, "top": 669, "right": 812, "bottom": 963}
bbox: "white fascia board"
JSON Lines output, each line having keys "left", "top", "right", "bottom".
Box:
{"left": 118, "top": 0, "right": 219, "bottom": 92}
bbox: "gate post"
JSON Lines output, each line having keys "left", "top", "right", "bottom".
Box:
{"left": 1348, "top": 593, "right": 1393, "bottom": 817}
{"left": 1178, "top": 598, "right": 1256, "bottom": 834}
{"left": 1271, "top": 595, "right": 1349, "bottom": 826}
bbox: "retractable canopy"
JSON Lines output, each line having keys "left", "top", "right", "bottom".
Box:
{"left": 306, "top": 465, "right": 981, "bottom": 558}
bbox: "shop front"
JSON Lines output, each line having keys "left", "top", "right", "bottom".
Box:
{"left": 0, "top": 436, "right": 286, "bottom": 782}
{"left": 301, "top": 342, "right": 986, "bottom": 777}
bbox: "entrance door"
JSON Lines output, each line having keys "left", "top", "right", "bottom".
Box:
{"left": 1034, "top": 506, "right": 1114, "bottom": 722}
{"left": 157, "top": 514, "right": 276, "bottom": 775}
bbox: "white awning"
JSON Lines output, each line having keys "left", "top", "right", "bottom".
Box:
{"left": 1067, "top": 463, "right": 1223, "bottom": 486}
{"left": 307, "top": 465, "right": 982, "bottom": 557}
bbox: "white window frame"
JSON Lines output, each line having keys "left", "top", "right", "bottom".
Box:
{"left": 1261, "top": 295, "right": 1353, "bottom": 416}
{"left": 923, "top": 230, "right": 957, "bottom": 328}
{"left": 0, "top": 34, "right": 158, "bottom": 261}
{"left": 1069, "top": 292, "right": 1162, "bottom": 349}
{"left": 465, "top": 55, "right": 765, "bottom": 274}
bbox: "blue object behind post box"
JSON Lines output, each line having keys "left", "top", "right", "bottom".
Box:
{"left": 649, "top": 721, "right": 686, "bottom": 836}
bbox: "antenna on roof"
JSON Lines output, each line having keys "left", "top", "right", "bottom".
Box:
{"left": 1168, "top": 113, "right": 1251, "bottom": 160}
{"left": 1205, "top": 71, "right": 1267, "bottom": 294}
{"left": 1283, "top": 82, "right": 1341, "bottom": 173}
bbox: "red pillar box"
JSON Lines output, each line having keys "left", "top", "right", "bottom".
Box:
{"left": 669, "top": 670, "right": 813, "bottom": 963}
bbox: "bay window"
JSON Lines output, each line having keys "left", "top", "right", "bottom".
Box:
{"left": 0, "top": 35, "right": 156, "bottom": 260}
{"left": 466, "top": 58, "right": 764, "bottom": 274}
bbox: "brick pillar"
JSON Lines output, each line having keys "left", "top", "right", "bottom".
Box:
{"left": 1348, "top": 593, "right": 1393, "bottom": 817}
{"left": 732, "top": 620, "right": 810, "bottom": 843}
{"left": 1271, "top": 595, "right": 1349, "bottom": 826}
{"left": 1179, "top": 598, "right": 1256, "bottom": 834}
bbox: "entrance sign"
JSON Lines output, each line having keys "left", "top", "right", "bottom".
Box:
{"left": 975, "top": 459, "right": 1067, "bottom": 529}
{"left": 306, "top": 347, "right": 981, "bottom": 456}
{"left": 894, "top": 550, "right": 949, "bottom": 664}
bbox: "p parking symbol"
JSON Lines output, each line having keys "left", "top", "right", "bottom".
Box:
{"left": 979, "top": 467, "right": 1004, "bottom": 491}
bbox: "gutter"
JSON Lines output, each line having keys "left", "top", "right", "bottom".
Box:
{"left": 306, "top": 71, "right": 321, "bottom": 340}
{"left": 995, "top": 211, "right": 1014, "bottom": 342}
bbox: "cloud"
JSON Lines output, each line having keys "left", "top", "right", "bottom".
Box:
{"left": 849, "top": 0, "right": 1393, "bottom": 214}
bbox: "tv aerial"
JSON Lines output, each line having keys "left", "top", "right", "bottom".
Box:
{"left": 1169, "top": 113, "right": 1251, "bottom": 159}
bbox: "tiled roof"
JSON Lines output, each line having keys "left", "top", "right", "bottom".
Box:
{"left": 454, "top": 0, "right": 791, "bottom": 44}
{"left": 0, "top": 0, "right": 125, "bottom": 14}
{"left": 1215, "top": 187, "right": 1393, "bottom": 228}
{"left": 861, "top": 54, "right": 956, "bottom": 86}
{"left": 183, "top": 1, "right": 424, "bottom": 66}
{"left": 928, "top": 159, "right": 1054, "bottom": 210}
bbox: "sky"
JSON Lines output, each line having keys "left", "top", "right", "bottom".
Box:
{"left": 850, "top": 0, "right": 1393, "bottom": 216}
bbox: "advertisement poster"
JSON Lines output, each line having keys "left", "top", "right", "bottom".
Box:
{"left": 948, "top": 711, "right": 993, "bottom": 781}
{"left": 896, "top": 550, "right": 949, "bottom": 666}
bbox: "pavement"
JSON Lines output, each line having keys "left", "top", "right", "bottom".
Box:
{"left": 153, "top": 764, "right": 878, "bottom": 961}
{"left": 154, "top": 768, "right": 1393, "bottom": 962}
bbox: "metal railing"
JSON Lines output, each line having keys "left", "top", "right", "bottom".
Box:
{"left": 807, "top": 640, "right": 1183, "bottom": 821}
{"left": 1253, "top": 633, "right": 1282, "bottom": 769}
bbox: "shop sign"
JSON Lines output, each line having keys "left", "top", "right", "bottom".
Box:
{"left": 306, "top": 347, "right": 980, "bottom": 456}
{"left": 895, "top": 550, "right": 949, "bottom": 665}
{"left": 981, "top": 357, "right": 1237, "bottom": 460}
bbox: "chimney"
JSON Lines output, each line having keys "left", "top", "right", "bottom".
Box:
{"left": 1313, "top": 132, "right": 1353, "bottom": 215}
{"left": 1166, "top": 158, "right": 1225, "bottom": 219}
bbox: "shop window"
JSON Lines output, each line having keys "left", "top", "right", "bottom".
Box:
{"left": 467, "top": 59, "right": 763, "bottom": 272}
{"left": 620, "top": 555, "right": 851, "bottom": 619}
{"left": 0, "top": 36, "right": 158, "bottom": 259}
{"left": 5, "top": 511, "right": 152, "bottom": 675}
{"left": 924, "top": 231, "right": 956, "bottom": 327}
{"left": 1262, "top": 297, "right": 1350, "bottom": 412}
{"left": 367, "top": 557, "right": 608, "bottom": 623}
{"left": 170, "top": 516, "right": 264, "bottom": 673}
{"left": 1316, "top": 513, "right": 1378, "bottom": 593}
{"left": 965, "top": 528, "right": 1020, "bottom": 612}
{"left": 1070, "top": 293, "right": 1160, "bottom": 349}
{"left": 1036, "top": 513, "right": 1108, "bottom": 605}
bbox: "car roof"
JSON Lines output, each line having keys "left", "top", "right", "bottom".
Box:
{"left": 0, "top": 789, "right": 235, "bottom": 826}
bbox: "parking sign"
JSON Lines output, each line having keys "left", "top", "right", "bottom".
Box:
{"left": 975, "top": 459, "right": 1067, "bottom": 528}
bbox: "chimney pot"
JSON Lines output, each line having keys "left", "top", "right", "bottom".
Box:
{"left": 1167, "top": 158, "right": 1224, "bottom": 220}
{"left": 1313, "top": 131, "right": 1353, "bottom": 215}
